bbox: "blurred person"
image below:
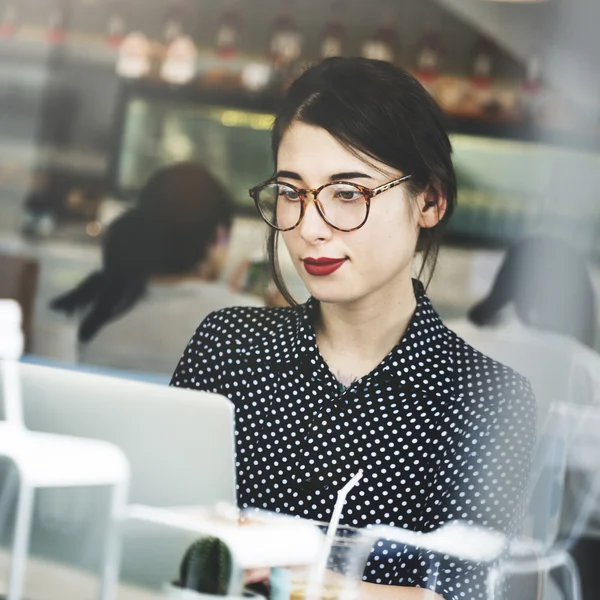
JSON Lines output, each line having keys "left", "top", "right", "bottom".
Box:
{"left": 172, "top": 58, "right": 536, "bottom": 600}
{"left": 464, "top": 236, "right": 596, "bottom": 347}
{"left": 448, "top": 236, "right": 598, "bottom": 417}
{"left": 50, "top": 162, "right": 263, "bottom": 375}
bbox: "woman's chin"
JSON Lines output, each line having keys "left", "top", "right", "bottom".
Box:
{"left": 304, "top": 282, "right": 361, "bottom": 305}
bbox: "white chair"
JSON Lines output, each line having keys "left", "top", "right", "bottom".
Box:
{"left": 487, "top": 401, "right": 577, "bottom": 600}
{"left": 12, "top": 362, "right": 236, "bottom": 592}
{"left": 0, "top": 299, "right": 24, "bottom": 362}
{"left": 0, "top": 358, "right": 130, "bottom": 600}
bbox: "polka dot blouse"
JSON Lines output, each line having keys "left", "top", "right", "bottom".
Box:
{"left": 171, "top": 281, "right": 536, "bottom": 600}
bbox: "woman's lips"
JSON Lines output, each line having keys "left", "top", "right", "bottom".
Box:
{"left": 302, "top": 257, "right": 347, "bottom": 276}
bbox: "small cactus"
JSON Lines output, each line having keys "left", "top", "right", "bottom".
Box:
{"left": 174, "top": 536, "right": 233, "bottom": 596}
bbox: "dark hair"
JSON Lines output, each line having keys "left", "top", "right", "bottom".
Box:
{"left": 468, "top": 236, "right": 597, "bottom": 347}
{"left": 267, "top": 57, "right": 457, "bottom": 306}
{"left": 51, "top": 162, "right": 233, "bottom": 342}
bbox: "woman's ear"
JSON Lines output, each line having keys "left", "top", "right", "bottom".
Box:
{"left": 417, "top": 187, "right": 447, "bottom": 229}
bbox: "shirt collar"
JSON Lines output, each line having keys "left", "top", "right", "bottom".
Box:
{"left": 286, "top": 279, "right": 454, "bottom": 387}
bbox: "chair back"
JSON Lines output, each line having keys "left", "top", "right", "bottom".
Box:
{"left": 447, "top": 320, "right": 592, "bottom": 427}
{"left": 0, "top": 252, "right": 39, "bottom": 351}
{"left": 519, "top": 402, "right": 570, "bottom": 552}
{"left": 556, "top": 401, "right": 600, "bottom": 551}
{"left": 0, "top": 301, "right": 25, "bottom": 425}
{"left": 0, "top": 299, "right": 24, "bottom": 360}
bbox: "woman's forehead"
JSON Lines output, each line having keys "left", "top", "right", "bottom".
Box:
{"left": 277, "top": 122, "right": 397, "bottom": 182}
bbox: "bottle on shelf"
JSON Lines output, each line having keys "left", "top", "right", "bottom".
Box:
{"left": 319, "top": 0, "right": 347, "bottom": 59}
{"left": 415, "top": 15, "right": 442, "bottom": 89}
{"left": 361, "top": 0, "right": 398, "bottom": 64}
{"left": 163, "top": 0, "right": 187, "bottom": 45}
{"left": 106, "top": 0, "right": 128, "bottom": 48}
{"left": 161, "top": 35, "right": 198, "bottom": 85}
{"left": 467, "top": 35, "right": 503, "bottom": 121}
{"left": 0, "top": 1, "right": 18, "bottom": 38}
{"left": 47, "top": 0, "right": 69, "bottom": 44}
{"left": 215, "top": 0, "right": 242, "bottom": 58}
{"left": 267, "top": 0, "right": 303, "bottom": 70}
{"left": 521, "top": 51, "right": 543, "bottom": 121}
{"left": 116, "top": 32, "right": 152, "bottom": 79}
{"left": 470, "top": 36, "right": 496, "bottom": 89}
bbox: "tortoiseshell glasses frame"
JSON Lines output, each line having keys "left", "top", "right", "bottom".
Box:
{"left": 249, "top": 174, "right": 413, "bottom": 232}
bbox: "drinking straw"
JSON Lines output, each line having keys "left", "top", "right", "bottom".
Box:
{"left": 326, "top": 470, "right": 363, "bottom": 543}
{"left": 308, "top": 470, "right": 363, "bottom": 600}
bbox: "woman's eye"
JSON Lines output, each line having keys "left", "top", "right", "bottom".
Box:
{"left": 335, "top": 189, "right": 361, "bottom": 201}
{"left": 278, "top": 188, "right": 300, "bottom": 201}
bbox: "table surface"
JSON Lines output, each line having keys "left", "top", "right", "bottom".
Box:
{"left": 0, "top": 549, "right": 163, "bottom": 600}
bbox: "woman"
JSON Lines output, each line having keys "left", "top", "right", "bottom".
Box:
{"left": 51, "top": 162, "right": 262, "bottom": 375}
{"left": 171, "top": 58, "right": 536, "bottom": 599}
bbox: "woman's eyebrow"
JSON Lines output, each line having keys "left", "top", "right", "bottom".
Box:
{"left": 275, "top": 170, "right": 302, "bottom": 180}
{"left": 275, "top": 170, "right": 374, "bottom": 182}
{"left": 329, "top": 172, "right": 373, "bottom": 181}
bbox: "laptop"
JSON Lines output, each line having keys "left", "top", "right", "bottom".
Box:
{"left": 1, "top": 362, "right": 236, "bottom": 590}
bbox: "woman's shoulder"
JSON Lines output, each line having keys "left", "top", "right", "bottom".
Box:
{"left": 443, "top": 322, "right": 537, "bottom": 410}
{"left": 172, "top": 303, "right": 306, "bottom": 389}
{"left": 190, "top": 304, "right": 304, "bottom": 347}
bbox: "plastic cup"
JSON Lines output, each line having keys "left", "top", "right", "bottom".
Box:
{"left": 287, "top": 525, "right": 373, "bottom": 600}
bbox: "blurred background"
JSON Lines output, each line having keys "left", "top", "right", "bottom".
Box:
{"left": 0, "top": 0, "right": 599, "bottom": 369}
{"left": 1, "top": 3, "right": 600, "bottom": 600}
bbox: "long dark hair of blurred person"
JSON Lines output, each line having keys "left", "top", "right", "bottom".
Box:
{"left": 51, "top": 162, "right": 238, "bottom": 344}
{"left": 51, "top": 163, "right": 262, "bottom": 373}
{"left": 468, "top": 236, "right": 597, "bottom": 348}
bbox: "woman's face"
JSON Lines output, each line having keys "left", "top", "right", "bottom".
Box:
{"left": 277, "top": 122, "right": 434, "bottom": 307}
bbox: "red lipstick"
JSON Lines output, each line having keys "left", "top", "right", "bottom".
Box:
{"left": 302, "top": 257, "right": 347, "bottom": 276}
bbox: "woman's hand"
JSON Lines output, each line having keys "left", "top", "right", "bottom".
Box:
{"left": 242, "top": 568, "right": 445, "bottom": 600}
{"left": 243, "top": 567, "right": 271, "bottom": 598}
{"left": 244, "top": 568, "right": 271, "bottom": 585}
{"left": 360, "top": 582, "right": 445, "bottom": 600}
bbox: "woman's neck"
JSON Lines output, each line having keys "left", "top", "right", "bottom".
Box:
{"left": 315, "top": 276, "right": 417, "bottom": 385}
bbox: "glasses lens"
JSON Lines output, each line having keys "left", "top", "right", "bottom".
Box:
{"left": 318, "top": 183, "right": 367, "bottom": 230}
{"left": 255, "top": 182, "right": 302, "bottom": 230}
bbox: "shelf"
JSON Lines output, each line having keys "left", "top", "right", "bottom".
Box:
{"left": 114, "top": 78, "right": 600, "bottom": 154}
{"left": 0, "top": 30, "right": 118, "bottom": 68}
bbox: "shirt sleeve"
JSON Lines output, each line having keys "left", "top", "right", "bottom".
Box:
{"left": 170, "top": 311, "right": 222, "bottom": 393}
{"left": 446, "top": 376, "right": 537, "bottom": 534}
{"left": 431, "top": 376, "right": 537, "bottom": 599}
{"left": 364, "top": 376, "right": 536, "bottom": 599}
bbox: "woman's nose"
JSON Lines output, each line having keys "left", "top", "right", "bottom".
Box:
{"left": 299, "top": 196, "right": 332, "bottom": 243}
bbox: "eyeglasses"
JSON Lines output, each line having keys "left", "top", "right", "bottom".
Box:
{"left": 248, "top": 174, "right": 412, "bottom": 232}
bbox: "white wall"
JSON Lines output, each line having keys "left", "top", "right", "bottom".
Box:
{"left": 435, "top": 0, "right": 600, "bottom": 106}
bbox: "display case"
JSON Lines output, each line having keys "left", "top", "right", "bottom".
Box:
{"left": 108, "top": 81, "right": 600, "bottom": 255}
{"left": 109, "top": 82, "right": 277, "bottom": 213}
